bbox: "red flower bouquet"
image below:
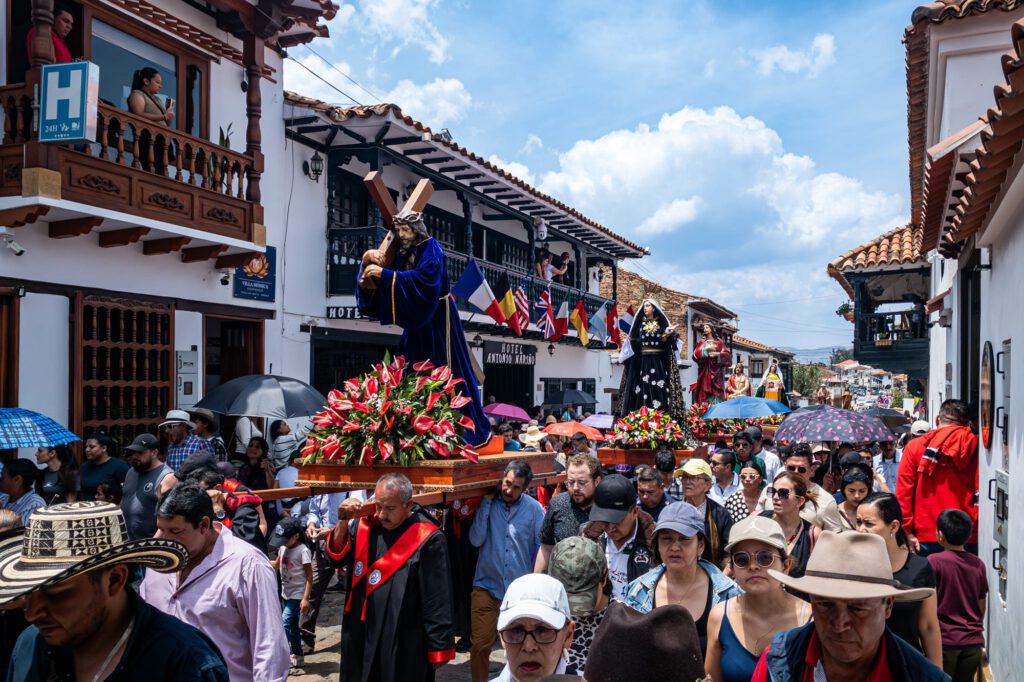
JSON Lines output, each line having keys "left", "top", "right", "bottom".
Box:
{"left": 608, "top": 406, "right": 687, "bottom": 449}
{"left": 301, "top": 354, "right": 478, "bottom": 466}
{"left": 684, "top": 402, "right": 785, "bottom": 440}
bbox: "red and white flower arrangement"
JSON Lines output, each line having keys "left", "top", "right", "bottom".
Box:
{"left": 301, "top": 354, "right": 478, "bottom": 466}
{"left": 608, "top": 406, "right": 687, "bottom": 449}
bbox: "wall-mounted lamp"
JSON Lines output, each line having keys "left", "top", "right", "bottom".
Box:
{"left": 303, "top": 151, "right": 324, "bottom": 183}
{"left": 471, "top": 334, "right": 484, "bottom": 348}
{"left": 547, "top": 343, "right": 556, "bottom": 357}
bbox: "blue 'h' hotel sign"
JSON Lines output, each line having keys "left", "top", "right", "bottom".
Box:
{"left": 39, "top": 61, "right": 100, "bottom": 143}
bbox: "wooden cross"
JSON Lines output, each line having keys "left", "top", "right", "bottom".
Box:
{"left": 360, "top": 171, "right": 433, "bottom": 289}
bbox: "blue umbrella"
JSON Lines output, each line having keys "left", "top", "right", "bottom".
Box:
{"left": 0, "top": 408, "right": 80, "bottom": 448}
{"left": 701, "top": 396, "right": 791, "bottom": 420}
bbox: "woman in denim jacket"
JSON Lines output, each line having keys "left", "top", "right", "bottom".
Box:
{"left": 623, "top": 502, "right": 741, "bottom": 657}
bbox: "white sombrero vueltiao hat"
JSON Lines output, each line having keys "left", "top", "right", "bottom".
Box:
{"left": 769, "top": 531, "right": 934, "bottom": 601}
{"left": 0, "top": 502, "right": 187, "bottom": 605}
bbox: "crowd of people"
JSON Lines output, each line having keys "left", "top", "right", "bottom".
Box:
{"left": 0, "top": 397, "right": 987, "bottom": 681}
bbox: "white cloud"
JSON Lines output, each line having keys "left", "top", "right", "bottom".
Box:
{"left": 359, "top": 0, "right": 449, "bottom": 64}
{"left": 487, "top": 155, "right": 535, "bottom": 186}
{"left": 636, "top": 197, "right": 704, "bottom": 236}
{"left": 283, "top": 54, "right": 355, "bottom": 104}
{"left": 750, "top": 33, "right": 836, "bottom": 78}
{"left": 521, "top": 133, "right": 544, "bottom": 154}
{"left": 383, "top": 77, "right": 472, "bottom": 128}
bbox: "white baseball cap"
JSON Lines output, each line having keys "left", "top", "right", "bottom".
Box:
{"left": 911, "top": 420, "right": 932, "bottom": 437}
{"left": 497, "top": 574, "right": 570, "bottom": 631}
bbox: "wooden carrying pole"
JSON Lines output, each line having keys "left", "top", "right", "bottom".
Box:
{"left": 251, "top": 472, "right": 564, "bottom": 519}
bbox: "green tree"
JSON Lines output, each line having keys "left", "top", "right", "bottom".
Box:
{"left": 830, "top": 347, "right": 854, "bottom": 365}
{"left": 792, "top": 363, "right": 823, "bottom": 400}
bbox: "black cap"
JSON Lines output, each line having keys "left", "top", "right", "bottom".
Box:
{"left": 269, "top": 516, "right": 305, "bottom": 549}
{"left": 125, "top": 433, "right": 159, "bottom": 453}
{"left": 589, "top": 474, "right": 635, "bottom": 524}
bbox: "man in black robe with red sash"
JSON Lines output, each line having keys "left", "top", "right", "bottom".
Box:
{"left": 327, "top": 473, "right": 455, "bottom": 681}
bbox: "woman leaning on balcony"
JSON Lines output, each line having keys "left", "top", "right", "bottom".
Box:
{"left": 128, "top": 67, "right": 174, "bottom": 125}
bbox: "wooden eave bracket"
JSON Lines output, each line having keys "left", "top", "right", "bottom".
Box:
{"left": 142, "top": 237, "right": 192, "bottom": 255}
{"left": 181, "top": 244, "right": 229, "bottom": 263}
{"left": 98, "top": 227, "right": 151, "bottom": 248}
{"left": 0, "top": 205, "right": 50, "bottom": 228}
{"left": 48, "top": 217, "right": 103, "bottom": 239}
{"left": 215, "top": 251, "right": 261, "bottom": 269}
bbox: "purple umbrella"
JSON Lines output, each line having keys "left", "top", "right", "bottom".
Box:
{"left": 483, "top": 403, "right": 530, "bottom": 422}
{"left": 774, "top": 406, "right": 893, "bottom": 444}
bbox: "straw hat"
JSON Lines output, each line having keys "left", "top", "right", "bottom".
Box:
{"left": 544, "top": 415, "right": 558, "bottom": 425}
{"left": 769, "top": 531, "right": 934, "bottom": 601}
{"left": 0, "top": 502, "right": 187, "bottom": 605}
{"left": 519, "top": 425, "right": 547, "bottom": 446}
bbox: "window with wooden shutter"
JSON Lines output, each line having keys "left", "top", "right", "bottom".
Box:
{"left": 73, "top": 294, "right": 174, "bottom": 450}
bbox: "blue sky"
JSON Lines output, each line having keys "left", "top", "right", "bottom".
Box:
{"left": 284, "top": 0, "right": 920, "bottom": 348}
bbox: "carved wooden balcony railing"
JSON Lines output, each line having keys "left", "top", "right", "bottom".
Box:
{"left": 1, "top": 83, "right": 259, "bottom": 243}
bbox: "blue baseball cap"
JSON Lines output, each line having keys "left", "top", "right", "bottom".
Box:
{"left": 654, "top": 502, "right": 705, "bottom": 538}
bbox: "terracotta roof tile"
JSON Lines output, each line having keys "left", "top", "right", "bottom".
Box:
{"left": 905, "top": 1, "right": 1023, "bottom": 231}
{"left": 283, "top": 94, "right": 647, "bottom": 257}
{"left": 732, "top": 335, "right": 795, "bottom": 359}
{"left": 827, "top": 224, "right": 924, "bottom": 298}
{"left": 942, "top": 18, "right": 1024, "bottom": 248}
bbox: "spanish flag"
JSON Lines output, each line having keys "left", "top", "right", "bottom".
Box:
{"left": 495, "top": 273, "right": 522, "bottom": 336}
{"left": 569, "top": 299, "right": 589, "bottom": 346}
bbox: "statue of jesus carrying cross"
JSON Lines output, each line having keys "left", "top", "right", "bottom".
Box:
{"left": 356, "top": 171, "right": 493, "bottom": 449}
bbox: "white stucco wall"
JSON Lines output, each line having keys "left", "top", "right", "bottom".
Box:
{"left": 17, "top": 293, "right": 70, "bottom": 458}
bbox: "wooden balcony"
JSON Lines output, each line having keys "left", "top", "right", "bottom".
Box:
{"left": 852, "top": 309, "right": 929, "bottom": 375}
{"left": 0, "top": 82, "right": 262, "bottom": 250}
{"left": 327, "top": 225, "right": 616, "bottom": 345}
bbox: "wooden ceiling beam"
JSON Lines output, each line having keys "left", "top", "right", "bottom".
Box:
{"left": 143, "top": 237, "right": 192, "bottom": 255}
{"left": 98, "top": 227, "right": 150, "bottom": 248}
{"left": 215, "top": 251, "right": 263, "bottom": 269}
{"left": 48, "top": 217, "right": 102, "bottom": 239}
{"left": 181, "top": 244, "right": 229, "bottom": 263}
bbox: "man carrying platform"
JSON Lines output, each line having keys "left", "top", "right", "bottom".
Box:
{"left": 327, "top": 472, "right": 455, "bottom": 681}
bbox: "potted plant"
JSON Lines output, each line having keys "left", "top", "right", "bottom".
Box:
{"left": 835, "top": 302, "right": 854, "bottom": 322}
{"left": 298, "top": 355, "right": 555, "bottom": 489}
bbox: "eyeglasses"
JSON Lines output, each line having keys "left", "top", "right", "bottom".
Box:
{"left": 500, "top": 625, "right": 561, "bottom": 645}
{"left": 733, "top": 442, "right": 751, "bottom": 449}
{"left": 566, "top": 479, "right": 592, "bottom": 489}
{"left": 785, "top": 465, "right": 808, "bottom": 474}
{"left": 731, "top": 550, "right": 780, "bottom": 569}
{"left": 657, "top": 534, "right": 691, "bottom": 549}
{"left": 739, "top": 473, "right": 761, "bottom": 481}
{"left": 767, "top": 487, "right": 792, "bottom": 500}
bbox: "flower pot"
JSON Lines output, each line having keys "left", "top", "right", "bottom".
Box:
{"left": 598, "top": 447, "right": 656, "bottom": 466}
{"left": 296, "top": 451, "right": 557, "bottom": 492}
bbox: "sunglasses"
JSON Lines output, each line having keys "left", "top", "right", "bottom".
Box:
{"left": 500, "top": 625, "right": 560, "bottom": 645}
{"left": 739, "top": 473, "right": 760, "bottom": 481}
{"left": 785, "top": 465, "right": 808, "bottom": 474}
{"left": 767, "top": 486, "right": 793, "bottom": 500}
{"left": 731, "top": 550, "right": 779, "bottom": 569}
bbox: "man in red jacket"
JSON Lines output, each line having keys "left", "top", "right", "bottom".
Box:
{"left": 897, "top": 399, "right": 978, "bottom": 556}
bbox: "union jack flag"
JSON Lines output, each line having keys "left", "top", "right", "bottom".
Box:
{"left": 535, "top": 286, "right": 555, "bottom": 339}
{"left": 514, "top": 278, "right": 531, "bottom": 331}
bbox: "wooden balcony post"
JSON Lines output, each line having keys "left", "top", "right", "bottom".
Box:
{"left": 243, "top": 33, "right": 264, "bottom": 243}
{"left": 459, "top": 193, "right": 476, "bottom": 254}
{"left": 612, "top": 260, "right": 618, "bottom": 302}
{"left": 525, "top": 219, "right": 535, "bottom": 263}
{"left": 29, "top": 0, "right": 56, "bottom": 68}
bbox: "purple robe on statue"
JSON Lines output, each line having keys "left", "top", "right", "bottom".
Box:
{"left": 356, "top": 238, "right": 492, "bottom": 446}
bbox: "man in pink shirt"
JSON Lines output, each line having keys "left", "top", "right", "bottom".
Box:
{"left": 141, "top": 482, "right": 289, "bottom": 681}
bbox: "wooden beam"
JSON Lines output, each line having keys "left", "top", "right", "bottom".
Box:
{"left": 439, "top": 165, "right": 470, "bottom": 173}
{"left": 482, "top": 187, "right": 505, "bottom": 194}
{"left": 215, "top": 251, "right": 262, "bottom": 269}
{"left": 284, "top": 116, "right": 318, "bottom": 127}
{"left": 402, "top": 147, "right": 435, "bottom": 156}
{"left": 363, "top": 171, "right": 399, "bottom": 230}
{"left": 48, "top": 217, "right": 102, "bottom": 239}
{"left": 0, "top": 205, "right": 49, "bottom": 228}
{"left": 381, "top": 135, "right": 422, "bottom": 145}
{"left": 98, "top": 227, "right": 150, "bottom": 248}
{"left": 143, "top": 237, "right": 192, "bottom": 255}
{"left": 470, "top": 180, "right": 497, "bottom": 188}
{"left": 420, "top": 157, "right": 449, "bottom": 165}
{"left": 482, "top": 214, "right": 521, "bottom": 221}
{"left": 181, "top": 244, "right": 228, "bottom": 263}
{"left": 455, "top": 173, "right": 483, "bottom": 181}
{"left": 296, "top": 125, "right": 330, "bottom": 134}
{"left": 373, "top": 122, "right": 392, "bottom": 144}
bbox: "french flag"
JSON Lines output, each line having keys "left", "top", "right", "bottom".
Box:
{"left": 618, "top": 304, "right": 635, "bottom": 338}
{"left": 452, "top": 259, "right": 506, "bottom": 326}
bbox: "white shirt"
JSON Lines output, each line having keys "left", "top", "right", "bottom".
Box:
{"left": 709, "top": 472, "right": 740, "bottom": 505}
{"left": 606, "top": 522, "right": 638, "bottom": 601}
{"left": 752, "top": 447, "right": 782, "bottom": 482}
{"left": 274, "top": 465, "right": 299, "bottom": 515}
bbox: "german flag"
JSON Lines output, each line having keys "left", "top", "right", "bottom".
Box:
{"left": 495, "top": 272, "right": 522, "bottom": 336}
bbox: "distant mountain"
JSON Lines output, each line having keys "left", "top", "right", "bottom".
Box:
{"left": 779, "top": 346, "right": 844, "bottom": 364}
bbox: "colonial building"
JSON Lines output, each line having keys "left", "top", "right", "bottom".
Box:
{"left": 0, "top": 0, "right": 336, "bottom": 450}
{"left": 278, "top": 93, "right": 649, "bottom": 415}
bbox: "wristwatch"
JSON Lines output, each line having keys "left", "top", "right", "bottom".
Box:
{"left": 214, "top": 509, "right": 227, "bottom": 521}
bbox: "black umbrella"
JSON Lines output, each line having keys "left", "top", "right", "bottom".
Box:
{"left": 858, "top": 407, "right": 910, "bottom": 429}
{"left": 544, "top": 389, "right": 596, "bottom": 407}
{"left": 194, "top": 375, "right": 327, "bottom": 419}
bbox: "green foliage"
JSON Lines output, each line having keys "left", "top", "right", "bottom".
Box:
{"left": 835, "top": 302, "right": 852, "bottom": 316}
{"left": 889, "top": 389, "right": 910, "bottom": 410}
{"left": 830, "top": 347, "right": 854, "bottom": 365}
{"left": 792, "top": 363, "right": 823, "bottom": 399}
{"left": 218, "top": 123, "right": 233, "bottom": 150}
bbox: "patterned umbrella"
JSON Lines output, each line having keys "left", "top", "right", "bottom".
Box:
{"left": 701, "top": 396, "right": 791, "bottom": 420}
{"left": 483, "top": 403, "right": 531, "bottom": 422}
{"left": 0, "top": 408, "right": 80, "bottom": 448}
{"left": 774, "top": 406, "right": 893, "bottom": 444}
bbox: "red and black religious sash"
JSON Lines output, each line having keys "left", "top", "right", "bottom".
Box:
{"left": 345, "top": 518, "right": 438, "bottom": 620}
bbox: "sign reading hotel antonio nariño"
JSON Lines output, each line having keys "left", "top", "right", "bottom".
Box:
{"left": 39, "top": 62, "right": 99, "bottom": 143}
{"left": 484, "top": 341, "right": 536, "bottom": 366}
{"left": 233, "top": 246, "right": 276, "bottom": 302}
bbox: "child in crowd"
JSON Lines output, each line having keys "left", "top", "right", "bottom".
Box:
{"left": 927, "top": 509, "right": 988, "bottom": 682}
{"left": 94, "top": 478, "right": 122, "bottom": 505}
{"left": 269, "top": 517, "right": 313, "bottom": 671}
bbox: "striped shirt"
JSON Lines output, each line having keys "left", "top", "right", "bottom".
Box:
{"left": 3, "top": 491, "right": 47, "bottom": 524}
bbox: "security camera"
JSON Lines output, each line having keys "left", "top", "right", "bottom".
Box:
{"left": 219, "top": 270, "right": 231, "bottom": 286}
{"left": 0, "top": 228, "right": 24, "bottom": 257}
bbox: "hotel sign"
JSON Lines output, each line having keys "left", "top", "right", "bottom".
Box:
{"left": 39, "top": 61, "right": 100, "bottom": 143}
{"left": 484, "top": 341, "right": 536, "bottom": 366}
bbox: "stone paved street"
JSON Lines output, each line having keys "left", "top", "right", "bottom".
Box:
{"left": 288, "top": 588, "right": 505, "bottom": 682}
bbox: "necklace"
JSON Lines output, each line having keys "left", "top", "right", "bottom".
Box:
{"left": 738, "top": 596, "right": 797, "bottom": 653}
{"left": 89, "top": 616, "right": 134, "bottom": 682}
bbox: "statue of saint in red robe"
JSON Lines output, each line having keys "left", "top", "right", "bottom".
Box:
{"left": 691, "top": 323, "right": 730, "bottom": 405}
